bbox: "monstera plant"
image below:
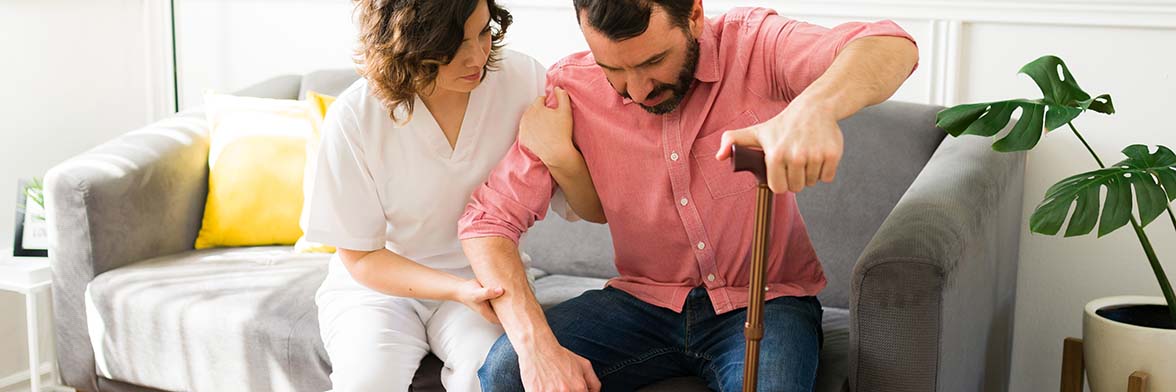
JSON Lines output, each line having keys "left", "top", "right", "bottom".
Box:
{"left": 936, "top": 55, "right": 1175, "bottom": 328}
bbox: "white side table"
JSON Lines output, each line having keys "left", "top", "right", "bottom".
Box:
{"left": 0, "top": 248, "right": 68, "bottom": 391}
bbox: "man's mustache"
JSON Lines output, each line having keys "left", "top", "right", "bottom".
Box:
{"left": 621, "top": 83, "right": 675, "bottom": 103}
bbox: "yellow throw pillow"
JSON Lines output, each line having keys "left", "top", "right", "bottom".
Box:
{"left": 194, "top": 92, "right": 313, "bottom": 249}
{"left": 294, "top": 91, "right": 338, "bottom": 253}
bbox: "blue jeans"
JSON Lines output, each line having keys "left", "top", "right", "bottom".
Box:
{"left": 479, "top": 286, "right": 823, "bottom": 392}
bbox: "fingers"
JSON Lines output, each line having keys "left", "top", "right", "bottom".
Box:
{"left": 715, "top": 128, "right": 760, "bottom": 160}
{"left": 524, "top": 96, "right": 546, "bottom": 118}
{"left": 580, "top": 357, "right": 601, "bottom": 392}
{"left": 820, "top": 154, "right": 840, "bottom": 183}
{"left": 767, "top": 152, "right": 822, "bottom": 193}
{"left": 789, "top": 152, "right": 810, "bottom": 192}
{"left": 805, "top": 156, "right": 822, "bottom": 187}
{"left": 475, "top": 286, "right": 505, "bottom": 301}
{"left": 765, "top": 151, "right": 786, "bottom": 193}
{"left": 554, "top": 87, "right": 571, "bottom": 111}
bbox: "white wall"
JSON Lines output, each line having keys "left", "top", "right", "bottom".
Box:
{"left": 174, "top": 0, "right": 358, "bottom": 109}
{"left": 0, "top": 0, "right": 166, "bottom": 389}
{"left": 960, "top": 20, "right": 1176, "bottom": 391}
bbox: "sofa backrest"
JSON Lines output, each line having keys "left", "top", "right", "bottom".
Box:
{"left": 299, "top": 69, "right": 363, "bottom": 99}
{"left": 523, "top": 102, "right": 947, "bottom": 309}
{"left": 794, "top": 101, "right": 946, "bottom": 309}
{"left": 280, "top": 70, "right": 947, "bottom": 309}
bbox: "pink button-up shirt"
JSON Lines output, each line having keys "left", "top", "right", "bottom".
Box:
{"left": 459, "top": 8, "right": 916, "bottom": 314}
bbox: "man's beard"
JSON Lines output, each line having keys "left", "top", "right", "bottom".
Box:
{"left": 623, "top": 35, "right": 700, "bottom": 115}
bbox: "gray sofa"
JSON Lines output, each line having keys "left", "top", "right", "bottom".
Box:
{"left": 45, "top": 69, "right": 1025, "bottom": 392}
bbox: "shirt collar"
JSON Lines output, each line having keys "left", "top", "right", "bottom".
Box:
{"left": 694, "top": 20, "right": 720, "bottom": 83}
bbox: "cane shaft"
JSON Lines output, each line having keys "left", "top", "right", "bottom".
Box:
{"left": 743, "top": 185, "right": 773, "bottom": 392}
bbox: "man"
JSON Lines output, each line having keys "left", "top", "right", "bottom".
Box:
{"left": 459, "top": 0, "right": 919, "bottom": 390}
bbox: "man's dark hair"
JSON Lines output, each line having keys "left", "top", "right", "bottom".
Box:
{"left": 572, "top": 0, "right": 694, "bottom": 41}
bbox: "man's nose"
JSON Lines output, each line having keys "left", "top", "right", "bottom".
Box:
{"left": 626, "top": 74, "right": 654, "bottom": 103}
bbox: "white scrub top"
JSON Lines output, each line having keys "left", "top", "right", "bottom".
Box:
{"left": 305, "top": 49, "right": 551, "bottom": 271}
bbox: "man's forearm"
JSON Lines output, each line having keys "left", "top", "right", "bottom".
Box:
{"left": 793, "top": 36, "right": 919, "bottom": 120}
{"left": 462, "top": 236, "right": 558, "bottom": 349}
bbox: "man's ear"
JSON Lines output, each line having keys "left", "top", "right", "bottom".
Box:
{"left": 688, "top": 0, "right": 705, "bottom": 38}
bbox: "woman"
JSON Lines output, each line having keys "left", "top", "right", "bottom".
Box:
{"left": 305, "top": 0, "right": 603, "bottom": 390}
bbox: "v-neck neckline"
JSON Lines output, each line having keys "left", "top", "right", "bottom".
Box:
{"left": 413, "top": 84, "right": 482, "bottom": 162}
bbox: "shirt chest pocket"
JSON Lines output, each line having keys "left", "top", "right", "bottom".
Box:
{"left": 690, "top": 111, "right": 761, "bottom": 199}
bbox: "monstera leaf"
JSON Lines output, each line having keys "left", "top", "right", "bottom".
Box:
{"left": 1031, "top": 145, "right": 1176, "bottom": 237}
{"left": 936, "top": 55, "right": 1115, "bottom": 152}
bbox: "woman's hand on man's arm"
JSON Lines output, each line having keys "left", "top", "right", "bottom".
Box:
{"left": 336, "top": 247, "right": 504, "bottom": 324}
{"left": 519, "top": 87, "right": 607, "bottom": 223}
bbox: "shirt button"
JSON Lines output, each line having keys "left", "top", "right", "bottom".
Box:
{"left": 707, "top": 274, "right": 716, "bottom": 282}
{"left": 670, "top": 152, "right": 680, "bottom": 161}
{"left": 697, "top": 242, "right": 706, "bottom": 250}
{"left": 680, "top": 198, "right": 689, "bottom": 206}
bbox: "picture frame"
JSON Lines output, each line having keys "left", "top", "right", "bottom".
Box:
{"left": 14, "top": 178, "right": 48, "bottom": 257}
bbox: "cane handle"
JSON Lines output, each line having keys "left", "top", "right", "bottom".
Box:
{"left": 731, "top": 146, "right": 768, "bottom": 184}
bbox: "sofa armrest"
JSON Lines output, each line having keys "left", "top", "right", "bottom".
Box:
{"left": 849, "top": 134, "right": 1026, "bottom": 392}
{"left": 45, "top": 110, "right": 211, "bottom": 390}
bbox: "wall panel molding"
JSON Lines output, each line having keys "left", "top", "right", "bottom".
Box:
{"left": 502, "top": 0, "right": 1174, "bottom": 108}
{"left": 503, "top": 0, "right": 1176, "bottom": 29}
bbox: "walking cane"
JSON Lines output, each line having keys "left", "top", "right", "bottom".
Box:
{"left": 731, "top": 145, "right": 771, "bottom": 392}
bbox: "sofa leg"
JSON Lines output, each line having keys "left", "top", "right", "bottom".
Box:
{"left": 1060, "top": 337, "right": 1084, "bottom": 392}
{"left": 1128, "top": 371, "right": 1149, "bottom": 392}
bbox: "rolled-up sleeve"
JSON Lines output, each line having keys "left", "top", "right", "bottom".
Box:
{"left": 459, "top": 138, "right": 556, "bottom": 245}
{"left": 460, "top": 59, "right": 585, "bottom": 243}
{"left": 752, "top": 8, "right": 918, "bottom": 101}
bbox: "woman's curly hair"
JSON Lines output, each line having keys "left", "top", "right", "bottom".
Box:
{"left": 353, "top": 0, "right": 512, "bottom": 122}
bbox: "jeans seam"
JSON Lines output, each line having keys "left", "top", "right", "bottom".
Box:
{"left": 598, "top": 347, "right": 677, "bottom": 377}
{"left": 684, "top": 299, "right": 693, "bottom": 351}
{"left": 703, "top": 362, "right": 722, "bottom": 391}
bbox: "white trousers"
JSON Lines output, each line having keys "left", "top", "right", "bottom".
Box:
{"left": 316, "top": 257, "right": 504, "bottom": 392}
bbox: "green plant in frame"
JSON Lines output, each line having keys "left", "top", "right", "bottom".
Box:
{"left": 936, "top": 55, "right": 1176, "bottom": 327}
{"left": 24, "top": 177, "right": 45, "bottom": 222}
{"left": 937, "top": 55, "right": 1114, "bottom": 152}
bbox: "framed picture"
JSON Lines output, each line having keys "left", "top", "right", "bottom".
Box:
{"left": 14, "top": 178, "right": 48, "bottom": 257}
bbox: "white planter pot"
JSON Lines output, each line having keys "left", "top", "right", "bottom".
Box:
{"left": 1083, "top": 296, "right": 1176, "bottom": 392}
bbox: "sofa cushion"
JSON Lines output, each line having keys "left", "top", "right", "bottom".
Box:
{"left": 86, "top": 247, "right": 847, "bottom": 392}
{"left": 85, "top": 247, "right": 332, "bottom": 392}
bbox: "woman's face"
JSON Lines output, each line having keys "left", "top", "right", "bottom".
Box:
{"left": 433, "top": 0, "right": 493, "bottom": 95}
